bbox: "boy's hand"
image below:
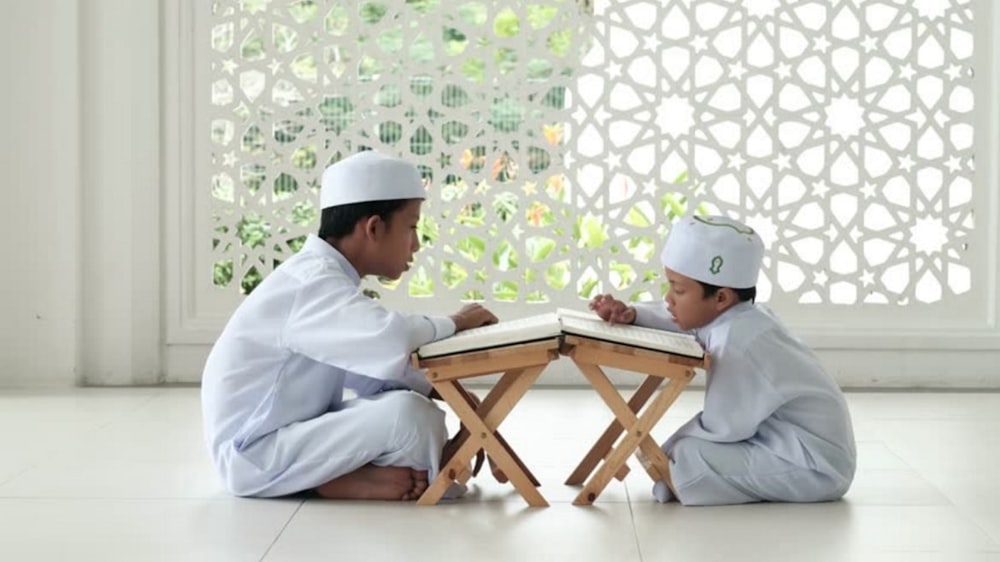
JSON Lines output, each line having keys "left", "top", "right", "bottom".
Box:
{"left": 450, "top": 303, "right": 499, "bottom": 332}
{"left": 589, "top": 294, "right": 636, "bottom": 325}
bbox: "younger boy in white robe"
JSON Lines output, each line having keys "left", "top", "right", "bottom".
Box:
{"left": 590, "top": 215, "right": 856, "bottom": 506}
{"left": 201, "top": 150, "right": 498, "bottom": 501}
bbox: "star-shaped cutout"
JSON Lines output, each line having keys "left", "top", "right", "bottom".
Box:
{"left": 860, "top": 270, "right": 874, "bottom": 286}
{"left": 643, "top": 180, "right": 659, "bottom": 196}
{"left": 691, "top": 35, "right": 709, "bottom": 53}
{"left": 813, "top": 270, "right": 828, "bottom": 286}
{"left": 268, "top": 58, "right": 282, "bottom": 74}
{"left": 644, "top": 34, "right": 661, "bottom": 52}
{"left": 899, "top": 63, "right": 916, "bottom": 80}
{"left": 728, "top": 153, "right": 746, "bottom": 171}
{"left": 604, "top": 152, "right": 622, "bottom": 170}
{"left": 773, "top": 153, "right": 791, "bottom": 171}
{"left": 221, "top": 59, "right": 239, "bottom": 75}
{"left": 729, "top": 61, "right": 747, "bottom": 80}
{"left": 945, "top": 64, "right": 963, "bottom": 81}
{"left": 522, "top": 181, "right": 537, "bottom": 196}
{"left": 860, "top": 182, "right": 876, "bottom": 199}
{"left": 222, "top": 151, "right": 238, "bottom": 167}
{"left": 861, "top": 36, "right": 878, "bottom": 53}
{"left": 608, "top": 61, "right": 623, "bottom": 79}
{"left": 775, "top": 62, "right": 792, "bottom": 80}
{"left": 945, "top": 156, "right": 962, "bottom": 173}
{"left": 899, "top": 155, "right": 916, "bottom": 172}
{"left": 812, "top": 180, "right": 830, "bottom": 197}
{"left": 814, "top": 35, "right": 831, "bottom": 53}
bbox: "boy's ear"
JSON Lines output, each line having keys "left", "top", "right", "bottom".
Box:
{"left": 362, "top": 215, "right": 382, "bottom": 241}
{"left": 715, "top": 287, "right": 736, "bottom": 310}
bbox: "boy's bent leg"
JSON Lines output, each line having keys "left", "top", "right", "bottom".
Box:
{"left": 662, "top": 437, "right": 842, "bottom": 506}
{"left": 232, "top": 390, "right": 447, "bottom": 499}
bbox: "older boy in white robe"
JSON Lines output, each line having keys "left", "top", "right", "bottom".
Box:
{"left": 201, "top": 150, "right": 498, "bottom": 501}
{"left": 591, "top": 215, "right": 856, "bottom": 506}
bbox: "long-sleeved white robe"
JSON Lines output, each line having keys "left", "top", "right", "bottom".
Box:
{"left": 201, "top": 235, "right": 456, "bottom": 497}
{"left": 634, "top": 301, "right": 856, "bottom": 506}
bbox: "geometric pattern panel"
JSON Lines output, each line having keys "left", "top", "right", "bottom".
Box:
{"left": 208, "top": 0, "right": 975, "bottom": 305}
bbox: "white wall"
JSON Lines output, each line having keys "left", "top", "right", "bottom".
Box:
{"left": 0, "top": 0, "right": 160, "bottom": 386}
{"left": 0, "top": 1, "right": 82, "bottom": 386}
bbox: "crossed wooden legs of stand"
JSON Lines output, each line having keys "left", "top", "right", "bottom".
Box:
{"left": 415, "top": 339, "right": 560, "bottom": 507}
{"left": 561, "top": 336, "right": 702, "bottom": 506}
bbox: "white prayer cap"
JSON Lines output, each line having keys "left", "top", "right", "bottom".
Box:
{"left": 320, "top": 150, "right": 426, "bottom": 209}
{"left": 660, "top": 215, "right": 764, "bottom": 289}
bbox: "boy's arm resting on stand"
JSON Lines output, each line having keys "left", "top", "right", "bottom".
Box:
{"left": 631, "top": 301, "right": 683, "bottom": 333}
{"left": 283, "top": 272, "right": 438, "bottom": 393}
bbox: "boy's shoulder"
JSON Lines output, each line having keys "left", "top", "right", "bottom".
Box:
{"left": 714, "top": 304, "right": 787, "bottom": 346}
{"left": 282, "top": 246, "right": 352, "bottom": 284}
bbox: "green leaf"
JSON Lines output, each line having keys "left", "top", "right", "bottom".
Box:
{"left": 526, "top": 237, "right": 555, "bottom": 262}
{"left": 442, "top": 261, "right": 468, "bottom": 288}
{"left": 545, "top": 261, "right": 569, "bottom": 290}
{"left": 578, "top": 277, "right": 600, "bottom": 299}
{"left": 408, "top": 266, "right": 434, "bottom": 297}
{"left": 458, "top": 2, "right": 488, "bottom": 26}
{"left": 494, "top": 8, "right": 520, "bottom": 38}
{"left": 575, "top": 214, "right": 608, "bottom": 249}
{"left": 492, "top": 241, "right": 519, "bottom": 271}
{"left": 493, "top": 280, "right": 519, "bottom": 301}
{"left": 493, "top": 192, "right": 519, "bottom": 222}
{"left": 625, "top": 205, "right": 651, "bottom": 227}
{"left": 526, "top": 5, "right": 559, "bottom": 29}
{"left": 457, "top": 236, "right": 486, "bottom": 262}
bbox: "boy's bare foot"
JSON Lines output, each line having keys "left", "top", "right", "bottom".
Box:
{"left": 315, "top": 465, "right": 429, "bottom": 501}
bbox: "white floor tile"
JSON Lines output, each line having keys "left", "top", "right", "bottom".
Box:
{"left": 264, "top": 500, "right": 641, "bottom": 562}
{"left": 632, "top": 502, "right": 999, "bottom": 561}
{"left": 0, "top": 458, "right": 227, "bottom": 499}
{"left": 0, "top": 498, "right": 300, "bottom": 562}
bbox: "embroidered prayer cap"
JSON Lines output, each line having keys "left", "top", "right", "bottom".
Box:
{"left": 660, "top": 215, "right": 765, "bottom": 289}
{"left": 320, "top": 150, "right": 426, "bottom": 209}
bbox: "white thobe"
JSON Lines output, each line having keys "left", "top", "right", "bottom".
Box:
{"left": 201, "top": 235, "right": 456, "bottom": 497}
{"left": 634, "top": 301, "right": 856, "bottom": 506}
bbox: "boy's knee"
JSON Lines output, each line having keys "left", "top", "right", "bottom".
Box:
{"left": 378, "top": 391, "right": 447, "bottom": 440}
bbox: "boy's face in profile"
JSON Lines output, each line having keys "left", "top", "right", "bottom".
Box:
{"left": 663, "top": 267, "right": 732, "bottom": 331}
{"left": 369, "top": 199, "right": 423, "bottom": 280}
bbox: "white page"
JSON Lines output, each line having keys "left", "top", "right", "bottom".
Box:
{"left": 416, "top": 312, "right": 561, "bottom": 358}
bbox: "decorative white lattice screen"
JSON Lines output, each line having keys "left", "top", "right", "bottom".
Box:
{"left": 206, "top": 0, "right": 975, "bottom": 311}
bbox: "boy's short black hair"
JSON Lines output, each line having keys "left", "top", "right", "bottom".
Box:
{"left": 698, "top": 281, "right": 757, "bottom": 303}
{"left": 318, "top": 199, "right": 412, "bottom": 240}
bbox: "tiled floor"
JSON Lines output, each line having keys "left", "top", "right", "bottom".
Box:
{"left": 1, "top": 388, "right": 999, "bottom": 561}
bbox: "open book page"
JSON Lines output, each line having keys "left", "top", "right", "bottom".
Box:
{"left": 416, "top": 312, "right": 562, "bottom": 359}
{"left": 416, "top": 308, "right": 705, "bottom": 360}
{"left": 555, "top": 308, "right": 704, "bottom": 359}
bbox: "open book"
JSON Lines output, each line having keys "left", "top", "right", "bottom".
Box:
{"left": 416, "top": 308, "right": 704, "bottom": 360}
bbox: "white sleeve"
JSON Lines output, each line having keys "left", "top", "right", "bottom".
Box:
{"left": 282, "top": 272, "right": 437, "bottom": 394}
{"left": 404, "top": 314, "right": 456, "bottom": 348}
{"left": 663, "top": 338, "right": 784, "bottom": 449}
{"left": 632, "top": 302, "right": 682, "bottom": 332}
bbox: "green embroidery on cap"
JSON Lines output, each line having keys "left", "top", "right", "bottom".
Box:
{"left": 710, "top": 256, "right": 724, "bottom": 274}
{"left": 694, "top": 215, "right": 755, "bottom": 235}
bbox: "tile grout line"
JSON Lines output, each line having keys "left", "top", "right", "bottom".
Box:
{"left": 624, "top": 482, "right": 645, "bottom": 562}
{"left": 259, "top": 499, "right": 306, "bottom": 562}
